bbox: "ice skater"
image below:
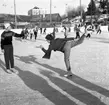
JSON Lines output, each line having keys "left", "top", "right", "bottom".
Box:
{"left": 86, "top": 25, "right": 94, "bottom": 38}
{"left": 33, "top": 26, "right": 38, "bottom": 40}
{"left": 0, "top": 23, "right": 23, "bottom": 74}
{"left": 74, "top": 24, "right": 81, "bottom": 39}
{"left": 96, "top": 24, "right": 101, "bottom": 34}
{"left": 39, "top": 33, "right": 86, "bottom": 77}
{"left": 62, "top": 25, "right": 68, "bottom": 38}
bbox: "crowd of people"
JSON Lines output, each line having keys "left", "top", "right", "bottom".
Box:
{"left": 20, "top": 26, "right": 47, "bottom": 40}
{"left": 74, "top": 23, "right": 102, "bottom": 39}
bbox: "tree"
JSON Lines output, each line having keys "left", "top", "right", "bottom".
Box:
{"left": 99, "top": 0, "right": 108, "bottom": 13}
{"left": 87, "top": 0, "right": 97, "bottom": 15}
{"left": 65, "top": 5, "right": 85, "bottom": 19}
{"left": 107, "top": 2, "right": 109, "bottom": 14}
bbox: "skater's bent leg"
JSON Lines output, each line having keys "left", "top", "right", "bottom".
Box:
{"left": 63, "top": 41, "right": 71, "bottom": 71}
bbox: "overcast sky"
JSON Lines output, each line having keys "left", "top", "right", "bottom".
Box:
{"left": 0, "top": 0, "right": 90, "bottom": 15}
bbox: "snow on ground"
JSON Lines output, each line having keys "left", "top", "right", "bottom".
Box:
{"left": 0, "top": 28, "right": 109, "bottom": 105}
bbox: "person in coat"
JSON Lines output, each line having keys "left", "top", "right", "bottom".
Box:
{"left": 39, "top": 33, "right": 86, "bottom": 77}
{"left": 1, "top": 23, "right": 23, "bottom": 74}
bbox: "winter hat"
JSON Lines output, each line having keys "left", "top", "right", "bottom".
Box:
{"left": 45, "top": 34, "right": 54, "bottom": 40}
{"left": 4, "top": 23, "right": 10, "bottom": 29}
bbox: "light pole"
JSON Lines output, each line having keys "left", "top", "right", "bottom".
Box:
{"left": 14, "top": 0, "right": 17, "bottom": 28}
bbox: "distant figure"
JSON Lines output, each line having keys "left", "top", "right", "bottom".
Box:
{"left": 74, "top": 24, "right": 81, "bottom": 39}
{"left": 55, "top": 27, "right": 58, "bottom": 33}
{"left": 52, "top": 24, "right": 56, "bottom": 39}
{"left": 96, "top": 24, "right": 101, "bottom": 34}
{"left": 21, "top": 28, "right": 25, "bottom": 39}
{"left": 40, "top": 27, "right": 42, "bottom": 34}
{"left": 43, "top": 28, "right": 46, "bottom": 34}
{"left": 62, "top": 25, "right": 68, "bottom": 38}
{"left": 108, "top": 24, "right": 109, "bottom": 32}
{"left": 24, "top": 28, "right": 29, "bottom": 39}
{"left": 29, "top": 28, "right": 34, "bottom": 40}
{"left": 68, "top": 27, "right": 71, "bottom": 32}
{"left": 86, "top": 25, "right": 94, "bottom": 38}
{"left": 33, "top": 26, "right": 38, "bottom": 40}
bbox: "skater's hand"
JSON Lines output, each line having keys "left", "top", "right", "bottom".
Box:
{"left": 39, "top": 45, "right": 43, "bottom": 49}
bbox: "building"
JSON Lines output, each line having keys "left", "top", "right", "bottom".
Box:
{"left": 28, "top": 6, "right": 47, "bottom": 16}
{"left": 0, "top": 6, "right": 62, "bottom": 28}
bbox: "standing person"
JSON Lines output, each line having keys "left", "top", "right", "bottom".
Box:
{"left": 108, "top": 24, "right": 109, "bottom": 32}
{"left": 86, "top": 25, "right": 94, "bottom": 38}
{"left": 21, "top": 28, "right": 25, "bottom": 40}
{"left": 43, "top": 28, "right": 46, "bottom": 34}
{"left": 33, "top": 26, "right": 38, "bottom": 40}
{"left": 62, "top": 25, "right": 68, "bottom": 38}
{"left": 52, "top": 24, "right": 56, "bottom": 39}
{"left": 29, "top": 28, "right": 34, "bottom": 40}
{"left": 24, "top": 28, "right": 29, "bottom": 39}
{"left": 40, "top": 27, "right": 42, "bottom": 34}
{"left": 96, "top": 24, "right": 101, "bottom": 34}
{"left": 0, "top": 23, "right": 23, "bottom": 74}
{"left": 39, "top": 33, "right": 86, "bottom": 77}
{"left": 74, "top": 24, "right": 81, "bottom": 39}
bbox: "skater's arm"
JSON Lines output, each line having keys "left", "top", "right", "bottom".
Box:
{"left": 12, "top": 31, "right": 23, "bottom": 37}
{"left": 40, "top": 45, "right": 52, "bottom": 59}
{"left": 40, "top": 45, "right": 52, "bottom": 53}
{"left": 42, "top": 47, "right": 47, "bottom": 53}
{"left": 1, "top": 32, "right": 5, "bottom": 50}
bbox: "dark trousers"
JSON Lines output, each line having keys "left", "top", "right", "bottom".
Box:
{"left": 86, "top": 33, "right": 91, "bottom": 38}
{"left": 63, "top": 34, "right": 85, "bottom": 71}
{"left": 75, "top": 32, "right": 80, "bottom": 39}
{"left": 34, "top": 32, "right": 37, "bottom": 40}
{"left": 97, "top": 29, "right": 101, "bottom": 34}
{"left": 30, "top": 33, "right": 33, "bottom": 39}
{"left": 4, "top": 45, "right": 14, "bottom": 69}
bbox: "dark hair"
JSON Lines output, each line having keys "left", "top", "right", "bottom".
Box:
{"left": 45, "top": 34, "right": 54, "bottom": 40}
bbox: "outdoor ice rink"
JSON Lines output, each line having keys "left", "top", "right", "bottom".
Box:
{"left": 0, "top": 27, "right": 109, "bottom": 105}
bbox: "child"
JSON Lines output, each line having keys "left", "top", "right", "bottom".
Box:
{"left": 39, "top": 33, "right": 86, "bottom": 77}
{"left": 1, "top": 23, "right": 23, "bottom": 74}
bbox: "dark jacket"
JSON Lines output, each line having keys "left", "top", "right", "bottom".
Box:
{"left": 1, "top": 30, "right": 23, "bottom": 49}
{"left": 42, "top": 37, "right": 74, "bottom": 59}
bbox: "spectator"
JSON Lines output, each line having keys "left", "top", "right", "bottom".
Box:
{"left": 33, "top": 26, "right": 38, "bottom": 40}
{"left": 96, "top": 24, "right": 101, "bottom": 34}
{"left": 0, "top": 23, "right": 23, "bottom": 74}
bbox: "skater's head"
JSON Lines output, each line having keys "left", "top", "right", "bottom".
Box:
{"left": 45, "top": 34, "right": 54, "bottom": 42}
{"left": 4, "top": 23, "right": 11, "bottom": 31}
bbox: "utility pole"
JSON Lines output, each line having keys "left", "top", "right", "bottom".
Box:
{"left": 50, "top": 0, "right": 52, "bottom": 25}
{"left": 90, "top": 0, "right": 92, "bottom": 24}
{"left": 14, "top": 0, "right": 17, "bottom": 28}
{"left": 80, "top": 0, "right": 83, "bottom": 25}
{"left": 80, "top": 0, "right": 82, "bottom": 19}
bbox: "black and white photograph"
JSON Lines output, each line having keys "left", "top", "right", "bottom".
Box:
{"left": 0, "top": 0, "right": 109, "bottom": 105}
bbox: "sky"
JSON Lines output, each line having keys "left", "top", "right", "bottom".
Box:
{"left": 0, "top": 0, "right": 90, "bottom": 15}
